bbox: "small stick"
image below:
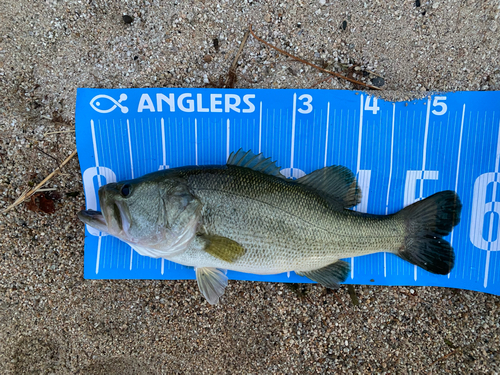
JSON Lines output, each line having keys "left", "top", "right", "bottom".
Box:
{"left": 229, "top": 29, "right": 251, "bottom": 74}
{"left": 455, "top": 0, "right": 464, "bottom": 33}
{"left": 309, "top": 75, "right": 334, "bottom": 89}
{"left": 44, "top": 130, "right": 75, "bottom": 137}
{"left": 428, "top": 337, "right": 479, "bottom": 373}
{"left": 224, "top": 29, "right": 251, "bottom": 88}
{"left": 429, "top": 348, "right": 461, "bottom": 367}
{"left": 248, "top": 25, "right": 381, "bottom": 91}
{"left": 35, "top": 146, "right": 61, "bottom": 166}
{"left": 2, "top": 150, "right": 77, "bottom": 214}
{"left": 333, "top": 291, "right": 346, "bottom": 309}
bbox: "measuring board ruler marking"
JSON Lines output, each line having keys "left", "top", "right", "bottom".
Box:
{"left": 76, "top": 88, "right": 500, "bottom": 295}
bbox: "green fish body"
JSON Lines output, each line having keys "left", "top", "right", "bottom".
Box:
{"left": 78, "top": 150, "right": 461, "bottom": 304}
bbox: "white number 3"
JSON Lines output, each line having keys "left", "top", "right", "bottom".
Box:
{"left": 297, "top": 94, "right": 313, "bottom": 114}
{"left": 432, "top": 96, "right": 447, "bottom": 116}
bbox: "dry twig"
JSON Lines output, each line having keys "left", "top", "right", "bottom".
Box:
{"left": 248, "top": 25, "right": 381, "bottom": 91}
{"left": 2, "top": 150, "right": 77, "bottom": 214}
{"left": 429, "top": 348, "right": 461, "bottom": 368}
{"left": 428, "top": 337, "right": 481, "bottom": 374}
{"left": 309, "top": 75, "right": 334, "bottom": 89}
{"left": 44, "top": 129, "right": 75, "bottom": 137}
{"left": 35, "top": 146, "right": 61, "bottom": 166}
{"left": 226, "top": 29, "right": 251, "bottom": 88}
{"left": 206, "top": 30, "right": 251, "bottom": 88}
{"left": 229, "top": 30, "right": 251, "bottom": 75}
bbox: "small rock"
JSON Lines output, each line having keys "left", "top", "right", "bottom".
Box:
{"left": 371, "top": 76, "right": 385, "bottom": 87}
{"left": 432, "top": 2, "right": 439, "bottom": 9}
{"left": 319, "top": 0, "right": 326, "bottom": 5}
{"left": 122, "top": 15, "right": 134, "bottom": 24}
{"left": 203, "top": 55, "right": 213, "bottom": 63}
{"left": 264, "top": 14, "right": 272, "bottom": 23}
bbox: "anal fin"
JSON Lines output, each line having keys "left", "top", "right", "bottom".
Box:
{"left": 296, "top": 260, "right": 350, "bottom": 289}
{"left": 195, "top": 267, "right": 228, "bottom": 305}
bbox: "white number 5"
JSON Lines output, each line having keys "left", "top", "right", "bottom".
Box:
{"left": 431, "top": 96, "right": 447, "bottom": 116}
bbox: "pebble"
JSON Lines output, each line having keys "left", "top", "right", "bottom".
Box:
{"left": 122, "top": 15, "right": 134, "bottom": 24}
{"left": 371, "top": 76, "right": 385, "bottom": 87}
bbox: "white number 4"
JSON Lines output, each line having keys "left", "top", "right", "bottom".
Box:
{"left": 364, "top": 96, "right": 379, "bottom": 114}
{"left": 432, "top": 96, "right": 447, "bottom": 116}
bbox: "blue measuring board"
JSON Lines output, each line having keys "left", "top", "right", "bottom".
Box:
{"left": 76, "top": 88, "right": 500, "bottom": 296}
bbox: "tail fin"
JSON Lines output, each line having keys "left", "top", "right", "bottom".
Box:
{"left": 396, "top": 191, "right": 462, "bottom": 275}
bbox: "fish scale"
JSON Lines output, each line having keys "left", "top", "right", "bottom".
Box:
{"left": 167, "top": 165, "right": 405, "bottom": 274}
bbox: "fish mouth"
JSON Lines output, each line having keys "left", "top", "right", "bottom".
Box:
{"left": 77, "top": 209, "right": 109, "bottom": 233}
{"left": 96, "top": 184, "right": 131, "bottom": 236}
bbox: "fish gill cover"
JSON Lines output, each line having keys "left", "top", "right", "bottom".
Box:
{"left": 76, "top": 88, "right": 500, "bottom": 296}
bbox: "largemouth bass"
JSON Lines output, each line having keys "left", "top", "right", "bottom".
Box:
{"left": 78, "top": 150, "right": 462, "bottom": 304}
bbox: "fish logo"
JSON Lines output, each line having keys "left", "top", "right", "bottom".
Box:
{"left": 90, "top": 93, "right": 129, "bottom": 114}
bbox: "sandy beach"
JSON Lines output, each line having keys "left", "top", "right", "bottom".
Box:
{"left": 1, "top": 0, "right": 499, "bottom": 373}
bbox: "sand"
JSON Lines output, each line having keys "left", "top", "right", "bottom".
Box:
{"left": 0, "top": 0, "right": 499, "bottom": 373}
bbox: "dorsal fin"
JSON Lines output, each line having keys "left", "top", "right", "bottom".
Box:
{"left": 227, "top": 149, "right": 283, "bottom": 178}
{"left": 297, "top": 166, "right": 362, "bottom": 208}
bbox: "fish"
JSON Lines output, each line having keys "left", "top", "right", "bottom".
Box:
{"left": 78, "top": 149, "right": 462, "bottom": 304}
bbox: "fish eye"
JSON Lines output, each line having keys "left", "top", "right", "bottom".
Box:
{"left": 120, "top": 184, "right": 131, "bottom": 197}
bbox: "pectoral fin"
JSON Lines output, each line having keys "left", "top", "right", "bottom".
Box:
{"left": 195, "top": 267, "right": 228, "bottom": 305}
{"left": 201, "top": 235, "right": 246, "bottom": 263}
{"left": 296, "top": 260, "right": 350, "bottom": 289}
